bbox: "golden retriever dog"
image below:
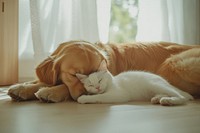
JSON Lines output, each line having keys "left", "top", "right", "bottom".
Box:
{"left": 8, "top": 41, "right": 200, "bottom": 102}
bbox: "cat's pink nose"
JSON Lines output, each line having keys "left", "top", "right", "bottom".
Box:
{"left": 96, "top": 87, "right": 100, "bottom": 91}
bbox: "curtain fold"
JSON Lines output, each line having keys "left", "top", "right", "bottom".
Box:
{"left": 136, "top": 0, "right": 200, "bottom": 44}
{"left": 70, "top": 0, "right": 99, "bottom": 42}
{"left": 19, "top": 0, "right": 111, "bottom": 80}
{"left": 19, "top": 0, "right": 199, "bottom": 80}
{"left": 29, "top": 0, "right": 45, "bottom": 62}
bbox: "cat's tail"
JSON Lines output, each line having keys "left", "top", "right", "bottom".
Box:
{"left": 159, "top": 79, "right": 194, "bottom": 100}
{"left": 176, "top": 89, "right": 194, "bottom": 101}
{"left": 154, "top": 81, "right": 194, "bottom": 105}
{"left": 151, "top": 94, "right": 191, "bottom": 106}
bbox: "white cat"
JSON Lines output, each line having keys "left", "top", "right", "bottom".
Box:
{"left": 76, "top": 60, "right": 193, "bottom": 106}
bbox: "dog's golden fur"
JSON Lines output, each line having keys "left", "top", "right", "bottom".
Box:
{"left": 8, "top": 41, "right": 200, "bottom": 102}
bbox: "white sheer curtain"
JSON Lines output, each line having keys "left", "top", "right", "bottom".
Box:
{"left": 136, "top": 0, "right": 200, "bottom": 44}
{"left": 19, "top": 0, "right": 111, "bottom": 80}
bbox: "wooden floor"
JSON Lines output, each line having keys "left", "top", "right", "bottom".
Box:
{"left": 0, "top": 87, "right": 200, "bottom": 133}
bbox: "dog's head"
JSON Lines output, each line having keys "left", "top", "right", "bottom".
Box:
{"left": 36, "top": 41, "right": 106, "bottom": 100}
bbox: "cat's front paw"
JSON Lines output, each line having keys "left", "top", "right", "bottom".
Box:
{"left": 77, "top": 95, "right": 88, "bottom": 104}
{"left": 77, "top": 95, "right": 102, "bottom": 104}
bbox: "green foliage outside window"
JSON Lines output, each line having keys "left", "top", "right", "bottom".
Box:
{"left": 109, "top": 0, "right": 138, "bottom": 43}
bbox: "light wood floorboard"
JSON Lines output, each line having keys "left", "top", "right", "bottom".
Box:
{"left": 0, "top": 88, "right": 200, "bottom": 133}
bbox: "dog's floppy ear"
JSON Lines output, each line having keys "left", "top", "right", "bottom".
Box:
{"left": 36, "top": 56, "right": 61, "bottom": 85}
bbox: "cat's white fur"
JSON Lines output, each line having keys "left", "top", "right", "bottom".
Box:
{"left": 76, "top": 60, "right": 193, "bottom": 106}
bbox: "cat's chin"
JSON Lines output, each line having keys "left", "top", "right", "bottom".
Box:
{"left": 88, "top": 90, "right": 105, "bottom": 95}
{"left": 98, "top": 90, "right": 105, "bottom": 94}
{"left": 87, "top": 92, "right": 99, "bottom": 95}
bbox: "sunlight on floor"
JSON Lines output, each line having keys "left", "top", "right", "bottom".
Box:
{"left": 0, "top": 86, "right": 9, "bottom": 100}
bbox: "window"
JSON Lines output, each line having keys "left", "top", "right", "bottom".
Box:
{"left": 109, "top": 0, "right": 138, "bottom": 43}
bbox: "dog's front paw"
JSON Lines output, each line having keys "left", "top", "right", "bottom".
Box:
{"left": 35, "top": 87, "right": 68, "bottom": 103}
{"left": 8, "top": 84, "right": 37, "bottom": 101}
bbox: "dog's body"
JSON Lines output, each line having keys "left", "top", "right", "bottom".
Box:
{"left": 8, "top": 41, "right": 200, "bottom": 102}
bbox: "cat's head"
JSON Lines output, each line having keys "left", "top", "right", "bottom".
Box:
{"left": 76, "top": 60, "right": 112, "bottom": 94}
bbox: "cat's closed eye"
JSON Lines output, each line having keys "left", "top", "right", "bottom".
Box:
{"left": 98, "top": 79, "right": 102, "bottom": 83}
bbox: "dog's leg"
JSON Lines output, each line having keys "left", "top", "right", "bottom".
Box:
{"left": 8, "top": 81, "right": 48, "bottom": 101}
{"left": 35, "top": 84, "right": 71, "bottom": 103}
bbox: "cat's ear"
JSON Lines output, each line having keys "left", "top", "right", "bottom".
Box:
{"left": 98, "top": 60, "right": 107, "bottom": 71}
{"left": 76, "top": 73, "right": 88, "bottom": 83}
